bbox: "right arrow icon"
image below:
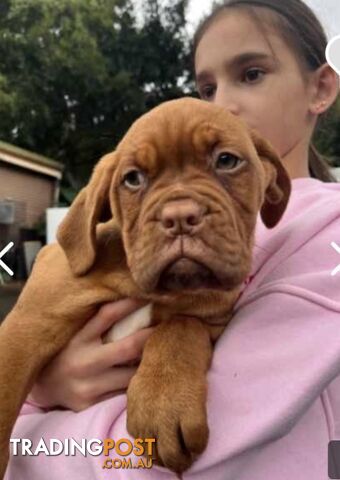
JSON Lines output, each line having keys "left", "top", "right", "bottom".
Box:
{"left": 331, "top": 242, "right": 340, "bottom": 276}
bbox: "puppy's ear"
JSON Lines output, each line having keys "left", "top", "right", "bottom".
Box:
{"left": 250, "top": 129, "right": 291, "bottom": 228}
{"left": 57, "top": 152, "right": 117, "bottom": 276}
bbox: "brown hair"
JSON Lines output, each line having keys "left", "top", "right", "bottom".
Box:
{"left": 192, "top": 0, "right": 337, "bottom": 182}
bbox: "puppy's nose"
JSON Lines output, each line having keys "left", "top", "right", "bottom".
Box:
{"left": 160, "top": 199, "right": 205, "bottom": 235}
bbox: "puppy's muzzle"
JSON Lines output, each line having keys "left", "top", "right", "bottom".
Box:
{"left": 160, "top": 198, "right": 207, "bottom": 237}
{"left": 156, "top": 197, "right": 230, "bottom": 292}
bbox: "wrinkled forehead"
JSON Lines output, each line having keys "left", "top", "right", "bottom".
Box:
{"left": 115, "top": 101, "right": 255, "bottom": 169}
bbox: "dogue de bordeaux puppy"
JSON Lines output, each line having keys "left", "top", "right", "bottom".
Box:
{"left": 0, "top": 97, "right": 291, "bottom": 478}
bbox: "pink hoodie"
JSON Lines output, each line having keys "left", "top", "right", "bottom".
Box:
{"left": 5, "top": 177, "right": 340, "bottom": 480}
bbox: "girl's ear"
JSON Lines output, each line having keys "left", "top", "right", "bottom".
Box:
{"left": 250, "top": 129, "right": 291, "bottom": 228}
{"left": 57, "top": 152, "right": 118, "bottom": 276}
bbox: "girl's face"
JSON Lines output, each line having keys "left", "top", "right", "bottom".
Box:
{"left": 194, "top": 11, "right": 314, "bottom": 158}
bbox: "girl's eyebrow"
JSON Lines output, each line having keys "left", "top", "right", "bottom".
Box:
{"left": 196, "top": 51, "right": 274, "bottom": 83}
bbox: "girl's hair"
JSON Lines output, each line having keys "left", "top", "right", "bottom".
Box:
{"left": 192, "top": 0, "right": 337, "bottom": 182}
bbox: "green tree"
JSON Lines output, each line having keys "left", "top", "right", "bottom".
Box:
{"left": 314, "top": 96, "right": 340, "bottom": 168}
{"left": 0, "top": 0, "right": 193, "bottom": 195}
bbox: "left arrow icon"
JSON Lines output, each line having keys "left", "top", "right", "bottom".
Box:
{"left": 0, "top": 242, "right": 14, "bottom": 276}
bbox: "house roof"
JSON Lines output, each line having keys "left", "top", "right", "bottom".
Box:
{"left": 0, "top": 140, "right": 63, "bottom": 179}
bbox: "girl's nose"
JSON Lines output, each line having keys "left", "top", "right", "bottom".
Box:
{"left": 214, "top": 87, "right": 240, "bottom": 115}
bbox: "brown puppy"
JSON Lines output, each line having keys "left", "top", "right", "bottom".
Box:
{"left": 0, "top": 97, "right": 291, "bottom": 477}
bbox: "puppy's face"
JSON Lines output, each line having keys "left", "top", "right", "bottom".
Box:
{"left": 109, "top": 98, "right": 290, "bottom": 294}
{"left": 58, "top": 98, "right": 290, "bottom": 296}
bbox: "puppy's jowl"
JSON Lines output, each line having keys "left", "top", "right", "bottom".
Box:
{"left": 0, "top": 97, "right": 291, "bottom": 477}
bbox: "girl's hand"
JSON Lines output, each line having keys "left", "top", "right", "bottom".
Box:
{"left": 27, "top": 299, "right": 155, "bottom": 412}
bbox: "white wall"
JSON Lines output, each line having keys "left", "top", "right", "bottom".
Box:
{"left": 331, "top": 168, "right": 340, "bottom": 181}
{"left": 46, "top": 208, "right": 69, "bottom": 244}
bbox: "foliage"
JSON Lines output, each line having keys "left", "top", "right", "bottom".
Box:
{"left": 314, "top": 95, "right": 340, "bottom": 167}
{"left": 0, "top": 0, "right": 193, "bottom": 190}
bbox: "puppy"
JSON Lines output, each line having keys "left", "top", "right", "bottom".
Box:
{"left": 0, "top": 97, "right": 291, "bottom": 477}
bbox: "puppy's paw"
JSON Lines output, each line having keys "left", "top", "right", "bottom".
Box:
{"left": 127, "top": 371, "right": 209, "bottom": 474}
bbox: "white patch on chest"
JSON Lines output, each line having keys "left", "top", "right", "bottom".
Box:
{"left": 104, "top": 303, "right": 153, "bottom": 342}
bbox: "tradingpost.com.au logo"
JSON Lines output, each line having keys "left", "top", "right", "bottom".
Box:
{"left": 10, "top": 437, "right": 156, "bottom": 470}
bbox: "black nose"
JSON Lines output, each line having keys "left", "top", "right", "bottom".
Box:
{"left": 160, "top": 199, "right": 205, "bottom": 236}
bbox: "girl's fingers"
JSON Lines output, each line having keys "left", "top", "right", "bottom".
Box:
{"left": 92, "top": 389, "right": 128, "bottom": 407}
{"left": 83, "top": 327, "right": 155, "bottom": 375}
{"left": 92, "top": 366, "right": 137, "bottom": 394}
{"left": 73, "top": 367, "right": 138, "bottom": 411}
{"left": 77, "top": 298, "right": 149, "bottom": 342}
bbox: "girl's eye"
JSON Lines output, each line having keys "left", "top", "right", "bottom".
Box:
{"left": 200, "top": 85, "right": 215, "bottom": 100}
{"left": 243, "top": 68, "right": 265, "bottom": 83}
{"left": 122, "top": 169, "right": 147, "bottom": 190}
{"left": 215, "top": 152, "right": 242, "bottom": 171}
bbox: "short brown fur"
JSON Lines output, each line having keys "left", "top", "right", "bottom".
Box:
{"left": 0, "top": 97, "right": 291, "bottom": 476}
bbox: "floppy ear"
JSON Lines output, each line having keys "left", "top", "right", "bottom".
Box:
{"left": 57, "top": 152, "right": 117, "bottom": 276}
{"left": 250, "top": 129, "right": 291, "bottom": 228}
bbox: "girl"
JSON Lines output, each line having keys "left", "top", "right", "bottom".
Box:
{"left": 6, "top": 1, "right": 340, "bottom": 479}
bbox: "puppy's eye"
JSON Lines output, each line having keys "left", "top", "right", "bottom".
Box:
{"left": 215, "top": 152, "right": 242, "bottom": 171}
{"left": 122, "top": 169, "right": 147, "bottom": 190}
